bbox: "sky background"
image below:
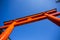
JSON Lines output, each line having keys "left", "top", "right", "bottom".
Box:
{"left": 0, "top": 0, "right": 60, "bottom": 40}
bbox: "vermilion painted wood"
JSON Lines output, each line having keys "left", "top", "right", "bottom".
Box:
{"left": 45, "top": 13, "right": 60, "bottom": 26}
{"left": 0, "top": 9, "right": 58, "bottom": 29}
{"left": 0, "top": 22, "right": 16, "bottom": 40}
{"left": 0, "top": 9, "right": 60, "bottom": 29}
{"left": 4, "top": 8, "right": 57, "bottom": 25}
{"left": 0, "top": 9, "right": 60, "bottom": 40}
{"left": 0, "top": 13, "right": 60, "bottom": 29}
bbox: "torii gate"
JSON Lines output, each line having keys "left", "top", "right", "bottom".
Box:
{"left": 0, "top": 8, "right": 60, "bottom": 40}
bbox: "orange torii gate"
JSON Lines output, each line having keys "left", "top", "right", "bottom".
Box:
{"left": 0, "top": 8, "right": 60, "bottom": 40}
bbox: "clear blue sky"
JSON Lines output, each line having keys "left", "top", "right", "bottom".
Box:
{"left": 0, "top": 0, "right": 60, "bottom": 40}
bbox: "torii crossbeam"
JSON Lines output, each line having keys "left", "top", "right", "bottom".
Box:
{"left": 0, "top": 8, "right": 60, "bottom": 40}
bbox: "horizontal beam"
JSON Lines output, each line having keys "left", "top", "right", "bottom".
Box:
{"left": 0, "top": 8, "right": 60, "bottom": 29}
{"left": 4, "top": 8, "right": 57, "bottom": 25}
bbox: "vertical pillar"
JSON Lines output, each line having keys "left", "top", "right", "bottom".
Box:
{"left": 0, "top": 22, "right": 16, "bottom": 40}
{"left": 45, "top": 13, "right": 60, "bottom": 26}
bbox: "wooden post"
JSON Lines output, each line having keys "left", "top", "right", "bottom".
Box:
{"left": 0, "top": 22, "right": 16, "bottom": 40}
{"left": 44, "top": 13, "right": 60, "bottom": 26}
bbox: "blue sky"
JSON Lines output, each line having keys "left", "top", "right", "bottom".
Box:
{"left": 0, "top": 0, "right": 60, "bottom": 40}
